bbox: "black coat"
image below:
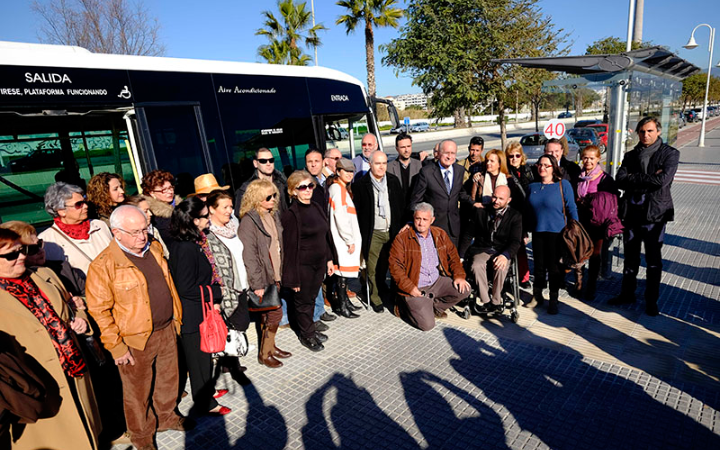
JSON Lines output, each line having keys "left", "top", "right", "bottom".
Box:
{"left": 616, "top": 141, "right": 679, "bottom": 224}
{"left": 280, "top": 201, "right": 332, "bottom": 289}
{"left": 410, "top": 162, "right": 472, "bottom": 240}
{"left": 464, "top": 206, "right": 523, "bottom": 260}
{"left": 353, "top": 172, "right": 406, "bottom": 260}
{"left": 168, "top": 239, "right": 223, "bottom": 334}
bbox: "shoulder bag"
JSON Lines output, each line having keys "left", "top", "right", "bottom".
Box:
{"left": 199, "top": 285, "right": 228, "bottom": 354}
{"left": 558, "top": 181, "right": 594, "bottom": 269}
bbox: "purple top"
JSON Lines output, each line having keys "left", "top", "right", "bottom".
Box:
{"left": 416, "top": 231, "right": 440, "bottom": 288}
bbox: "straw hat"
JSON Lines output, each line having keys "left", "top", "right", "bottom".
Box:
{"left": 193, "top": 173, "right": 229, "bottom": 195}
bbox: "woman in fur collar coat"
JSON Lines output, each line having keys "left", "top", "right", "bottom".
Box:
{"left": 141, "top": 170, "right": 183, "bottom": 244}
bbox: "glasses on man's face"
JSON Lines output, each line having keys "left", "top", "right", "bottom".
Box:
{"left": 0, "top": 246, "right": 29, "bottom": 261}
{"left": 256, "top": 158, "right": 275, "bottom": 164}
{"left": 265, "top": 193, "right": 278, "bottom": 202}
{"left": 296, "top": 183, "right": 315, "bottom": 192}
{"left": 64, "top": 199, "right": 88, "bottom": 210}
{"left": 508, "top": 154, "right": 522, "bottom": 159}
{"left": 153, "top": 185, "right": 175, "bottom": 194}
{"left": 118, "top": 228, "right": 149, "bottom": 238}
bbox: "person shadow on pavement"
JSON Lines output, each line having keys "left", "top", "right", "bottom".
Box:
{"left": 399, "top": 370, "right": 510, "bottom": 449}
{"left": 302, "top": 373, "right": 421, "bottom": 449}
{"left": 444, "top": 327, "right": 720, "bottom": 449}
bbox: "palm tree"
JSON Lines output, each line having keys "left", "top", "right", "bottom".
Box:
{"left": 336, "top": 0, "right": 402, "bottom": 103}
{"left": 256, "top": 0, "right": 327, "bottom": 66}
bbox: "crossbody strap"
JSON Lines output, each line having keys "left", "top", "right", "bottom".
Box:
{"left": 50, "top": 225, "right": 94, "bottom": 263}
{"left": 558, "top": 181, "right": 567, "bottom": 226}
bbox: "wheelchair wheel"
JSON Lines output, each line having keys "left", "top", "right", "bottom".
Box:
{"left": 510, "top": 311, "right": 519, "bottom": 323}
{"left": 462, "top": 305, "right": 471, "bottom": 320}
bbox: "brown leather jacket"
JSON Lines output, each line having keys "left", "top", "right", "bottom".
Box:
{"left": 389, "top": 225, "right": 466, "bottom": 297}
{"left": 86, "top": 240, "right": 182, "bottom": 359}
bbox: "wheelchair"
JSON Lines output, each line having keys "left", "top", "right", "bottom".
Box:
{"left": 454, "top": 254, "right": 520, "bottom": 323}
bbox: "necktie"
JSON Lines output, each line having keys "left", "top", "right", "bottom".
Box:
{"left": 444, "top": 170, "right": 452, "bottom": 195}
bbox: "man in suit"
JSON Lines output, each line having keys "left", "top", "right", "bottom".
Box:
{"left": 353, "top": 151, "right": 405, "bottom": 312}
{"left": 463, "top": 185, "right": 522, "bottom": 312}
{"left": 410, "top": 139, "right": 473, "bottom": 249}
{"left": 352, "top": 133, "right": 378, "bottom": 182}
{"left": 387, "top": 132, "right": 422, "bottom": 203}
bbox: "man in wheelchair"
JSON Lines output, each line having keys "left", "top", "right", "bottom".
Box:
{"left": 389, "top": 203, "right": 471, "bottom": 331}
{"left": 463, "top": 185, "right": 522, "bottom": 313}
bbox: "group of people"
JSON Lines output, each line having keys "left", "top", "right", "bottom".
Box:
{"left": 0, "top": 116, "right": 677, "bottom": 450}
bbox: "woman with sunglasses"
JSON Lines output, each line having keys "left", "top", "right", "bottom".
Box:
{"left": 527, "top": 154, "right": 578, "bottom": 314}
{"left": 325, "top": 158, "right": 362, "bottom": 319}
{"left": 204, "top": 190, "right": 253, "bottom": 373}
{"left": 281, "top": 171, "right": 335, "bottom": 352}
{"left": 238, "top": 180, "right": 292, "bottom": 368}
{"left": 504, "top": 141, "right": 534, "bottom": 288}
{"left": 141, "top": 169, "right": 182, "bottom": 244}
{"left": 39, "top": 182, "right": 112, "bottom": 295}
{"left": 87, "top": 172, "right": 126, "bottom": 226}
{"left": 169, "top": 197, "right": 230, "bottom": 416}
{"left": 0, "top": 228, "right": 101, "bottom": 450}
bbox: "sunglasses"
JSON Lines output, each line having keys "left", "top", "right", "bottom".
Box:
{"left": 265, "top": 193, "right": 278, "bottom": 202}
{"left": 296, "top": 183, "right": 315, "bottom": 192}
{"left": 198, "top": 213, "right": 210, "bottom": 219}
{"left": 508, "top": 154, "right": 522, "bottom": 159}
{"left": 64, "top": 199, "right": 88, "bottom": 210}
{"left": 27, "top": 239, "right": 44, "bottom": 256}
{"left": 256, "top": 158, "right": 275, "bottom": 164}
{"left": 0, "top": 246, "right": 29, "bottom": 261}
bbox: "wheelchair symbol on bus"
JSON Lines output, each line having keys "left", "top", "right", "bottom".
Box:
{"left": 118, "top": 86, "right": 131, "bottom": 99}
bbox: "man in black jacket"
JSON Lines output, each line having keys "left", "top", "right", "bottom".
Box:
{"left": 353, "top": 151, "right": 405, "bottom": 312}
{"left": 610, "top": 117, "right": 679, "bottom": 316}
{"left": 463, "top": 185, "right": 522, "bottom": 312}
{"left": 234, "top": 148, "right": 288, "bottom": 217}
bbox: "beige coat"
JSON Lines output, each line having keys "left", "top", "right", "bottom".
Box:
{"left": 0, "top": 268, "right": 101, "bottom": 450}
{"left": 39, "top": 220, "right": 113, "bottom": 276}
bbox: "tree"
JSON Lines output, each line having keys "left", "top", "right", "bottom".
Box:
{"left": 681, "top": 73, "right": 707, "bottom": 110}
{"left": 383, "top": 0, "right": 567, "bottom": 145}
{"left": 336, "top": 0, "right": 403, "bottom": 112}
{"left": 31, "top": 0, "right": 165, "bottom": 56}
{"left": 257, "top": 0, "right": 327, "bottom": 66}
{"left": 584, "top": 36, "right": 652, "bottom": 55}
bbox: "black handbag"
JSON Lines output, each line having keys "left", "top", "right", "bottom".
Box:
{"left": 247, "top": 283, "right": 282, "bottom": 312}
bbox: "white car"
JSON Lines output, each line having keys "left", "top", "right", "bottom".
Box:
{"left": 520, "top": 133, "right": 581, "bottom": 163}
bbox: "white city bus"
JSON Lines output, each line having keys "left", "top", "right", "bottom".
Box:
{"left": 0, "top": 41, "right": 398, "bottom": 224}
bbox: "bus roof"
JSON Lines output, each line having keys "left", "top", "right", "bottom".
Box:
{"left": 0, "top": 40, "right": 366, "bottom": 93}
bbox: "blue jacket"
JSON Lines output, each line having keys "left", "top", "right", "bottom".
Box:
{"left": 528, "top": 179, "right": 578, "bottom": 233}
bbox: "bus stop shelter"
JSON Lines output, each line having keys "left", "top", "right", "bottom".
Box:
{"left": 496, "top": 46, "right": 700, "bottom": 176}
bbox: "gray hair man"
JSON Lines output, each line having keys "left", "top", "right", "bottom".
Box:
{"left": 389, "top": 202, "right": 470, "bottom": 331}
{"left": 86, "top": 205, "right": 188, "bottom": 449}
{"left": 352, "top": 133, "right": 379, "bottom": 182}
{"left": 322, "top": 148, "right": 343, "bottom": 183}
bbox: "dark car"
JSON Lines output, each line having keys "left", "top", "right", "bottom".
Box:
{"left": 587, "top": 123, "right": 608, "bottom": 152}
{"left": 558, "top": 111, "right": 573, "bottom": 119}
{"left": 574, "top": 119, "right": 602, "bottom": 128}
{"left": 684, "top": 110, "right": 697, "bottom": 123}
{"left": 567, "top": 128, "right": 601, "bottom": 154}
{"left": 8, "top": 147, "right": 64, "bottom": 173}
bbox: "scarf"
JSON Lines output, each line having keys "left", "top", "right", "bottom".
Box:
{"left": 209, "top": 215, "right": 239, "bottom": 239}
{"left": 53, "top": 217, "right": 90, "bottom": 240}
{"left": 482, "top": 172, "right": 507, "bottom": 204}
{"left": 638, "top": 137, "right": 663, "bottom": 174}
{"left": 577, "top": 165, "right": 604, "bottom": 198}
{"left": 0, "top": 274, "right": 86, "bottom": 378}
{"left": 197, "top": 232, "right": 223, "bottom": 286}
{"left": 370, "top": 174, "right": 389, "bottom": 219}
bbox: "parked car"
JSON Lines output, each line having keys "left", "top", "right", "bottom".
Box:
{"left": 565, "top": 135, "right": 581, "bottom": 162}
{"left": 411, "top": 122, "right": 430, "bottom": 132}
{"left": 684, "top": 110, "right": 697, "bottom": 123}
{"left": 707, "top": 106, "right": 718, "bottom": 117}
{"left": 520, "top": 132, "right": 581, "bottom": 164}
{"left": 390, "top": 126, "right": 406, "bottom": 134}
{"left": 674, "top": 112, "right": 686, "bottom": 129}
{"left": 558, "top": 111, "right": 573, "bottom": 118}
{"left": 8, "top": 147, "right": 64, "bottom": 173}
{"left": 691, "top": 107, "right": 706, "bottom": 120}
{"left": 574, "top": 119, "right": 602, "bottom": 128}
{"left": 587, "top": 123, "right": 609, "bottom": 151}
{"left": 567, "top": 128, "right": 602, "bottom": 156}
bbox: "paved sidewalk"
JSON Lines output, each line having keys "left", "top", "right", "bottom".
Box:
{"left": 112, "top": 127, "right": 720, "bottom": 450}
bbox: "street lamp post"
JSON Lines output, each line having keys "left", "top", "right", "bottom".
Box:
{"left": 683, "top": 24, "right": 716, "bottom": 147}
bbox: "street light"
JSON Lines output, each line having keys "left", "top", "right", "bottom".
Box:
{"left": 683, "top": 24, "right": 716, "bottom": 147}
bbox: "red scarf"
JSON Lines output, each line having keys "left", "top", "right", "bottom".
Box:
{"left": 53, "top": 217, "right": 91, "bottom": 240}
{"left": 0, "top": 274, "right": 86, "bottom": 378}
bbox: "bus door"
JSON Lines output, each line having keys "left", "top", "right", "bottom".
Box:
{"left": 313, "top": 113, "right": 373, "bottom": 160}
{"left": 132, "top": 102, "right": 213, "bottom": 197}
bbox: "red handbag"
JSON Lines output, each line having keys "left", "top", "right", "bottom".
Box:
{"left": 199, "top": 285, "right": 228, "bottom": 354}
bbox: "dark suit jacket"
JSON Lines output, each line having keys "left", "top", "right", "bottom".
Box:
{"left": 388, "top": 158, "right": 422, "bottom": 191}
{"left": 463, "top": 206, "right": 523, "bottom": 260}
{"left": 353, "top": 172, "right": 406, "bottom": 260}
{"left": 410, "top": 162, "right": 472, "bottom": 240}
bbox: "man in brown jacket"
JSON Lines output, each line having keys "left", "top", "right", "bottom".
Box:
{"left": 389, "top": 202, "right": 471, "bottom": 331}
{"left": 86, "top": 205, "right": 186, "bottom": 450}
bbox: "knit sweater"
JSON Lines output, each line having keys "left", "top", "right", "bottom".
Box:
{"left": 528, "top": 179, "right": 578, "bottom": 233}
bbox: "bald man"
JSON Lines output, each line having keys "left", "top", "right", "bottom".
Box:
{"left": 461, "top": 185, "right": 522, "bottom": 312}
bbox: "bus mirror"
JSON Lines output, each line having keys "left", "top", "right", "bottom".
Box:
{"left": 372, "top": 97, "right": 400, "bottom": 129}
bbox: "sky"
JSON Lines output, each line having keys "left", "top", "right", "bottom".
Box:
{"left": 1, "top": 0, "right": 718, "bottom": 97}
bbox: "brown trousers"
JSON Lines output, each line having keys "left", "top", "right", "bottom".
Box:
{"left": 471, "top": 250, "right": 510, "bottom": 305}
{"left": 118, "top": 325, "right": 180, "bottom": 448}
{"left": 404, "top": 276, "right": 469, "bottom": 331}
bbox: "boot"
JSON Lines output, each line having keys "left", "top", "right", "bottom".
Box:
{"left": 585, "top": 257, "right": 600, "bottom": 301}
{"left": 548, "top": 291, "right": 559, "bottom": 315}
{"left": 573, "top": 267, "right": 583, "bottom": 298}
{"left": 532, "top": 288, "right": 545, "bottom": 308}
{"left": 645, "top": 267, "right": 662, "bottom": 316}
{"left": 258, "top": 317, "right": 283, "bottom": 368}
{"left": 333, "top": 277, "right": 360, "bottom": 319}
{"left": 273, "top": 346, "right": 292, "bottom": 359}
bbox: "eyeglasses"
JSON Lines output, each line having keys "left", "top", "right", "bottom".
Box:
{"left": 27, "top": 239, "right": 44, "bottom": 256}
{"left": 508, "top": 154, "right": 522, "bottom": 159}
{"left": 118, "top": 228, "right": 149, "bottom": 238}
{"left": 152, "top": 185, "right": 175, "bottom": 194}
{"left": 256, "top": 158, "right": 275, "bottom": 164}
{"left": 296, "top": 183, "right": 315, "bottom": 192}
{"left": 0, "top": 246, "right": 29, "bottom": 261}
{"left": 327, "top": 156, "right": 341, "bottom": 161}
{"left": 537, "top": 163, "right": 553, "bottom": 169}
{"left": 64, "top": 199, "right": 88, "bottom": 210}
{"left": 265, "top": 193, "right": 278, "bottom": 202}
{"left": 198, "top": 213, "right": 210, "bottom": 219}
